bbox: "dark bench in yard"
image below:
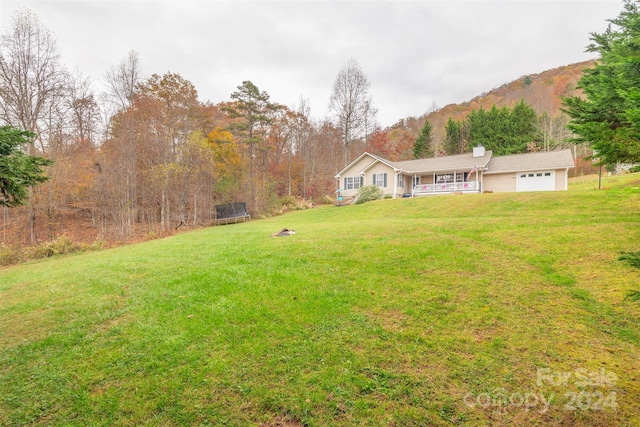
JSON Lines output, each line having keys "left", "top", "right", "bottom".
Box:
{"left": 215, "top": 202, "right": 251, "bottom": 225}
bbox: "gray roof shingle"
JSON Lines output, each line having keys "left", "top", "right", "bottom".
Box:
{"left": 484, "top": 149, "right": 574, "bottom": 174}
{"left": 393, "top": 150, "right": 493, "bottom": 173}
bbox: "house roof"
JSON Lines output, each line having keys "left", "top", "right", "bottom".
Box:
{"left": 336, "top": 148, "right": 574, "bottom": 178}
{"left": 484, "top": 149, "right": 574, "bottom": 174}
{"left": 393, "top": 150, "right": 493, "bottom": 174}
{"left": 360, "top": 153, "right": 401, "bottom": 173}
{"left": 336, "top": 150, "right": 494, "bottom": 177}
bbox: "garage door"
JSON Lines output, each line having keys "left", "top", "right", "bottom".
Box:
{"left": 516, "top": 171, "right": 555, "bottom": 192}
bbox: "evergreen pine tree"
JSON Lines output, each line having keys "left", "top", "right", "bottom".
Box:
{"left": 0, "top": 126, "right": 52, "bottom": 207}
{"left": 562, "top": 0, "right": 640, "bottom": 165}
{"left": 413, "top": 120, "right": 433, "bottom": 158}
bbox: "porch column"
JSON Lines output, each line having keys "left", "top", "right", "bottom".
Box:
{"left": 393, "top": 171, "right": 398, "bottom": 198}
{"left": 412, "top": 174, "right": 417, "bottom": 196}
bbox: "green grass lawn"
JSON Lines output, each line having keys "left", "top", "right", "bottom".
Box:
{"left": 1, "top": 173, "right": 639, "bottom": 426}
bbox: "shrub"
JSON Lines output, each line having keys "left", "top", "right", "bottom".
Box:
{"left": 629, "top": 165, "right": 640, "bottom": 173}
{"left": 355, "top": 185, "right": 383, "bottom": 204}
{"left": 0, "top": 236, "right": 105, "bottom": 267}
{"left": 0, "top": 245, "right": 23, "bottom": 266}
{"left": 279, "top": 196, "right": 297, "bottom": 208}
{"left": 87, "top": 239, "right": 105, "bottom": 250}
{"left": 279, "top": 196, "right": 315, "bottom": 211}
{"left": 25, "top": 235, "right": 80, "bottom": 259}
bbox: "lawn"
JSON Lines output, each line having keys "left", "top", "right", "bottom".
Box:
{"left": 1, "top": 173, "right": 639, "bottom": 426}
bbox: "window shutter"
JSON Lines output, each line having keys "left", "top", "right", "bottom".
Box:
{"left": 372, "top": 173, "right": 376, "bottom": 186}
{"left": 359, "top": 176, "right": 363, "bottom": 187}
{"left": 383, "top": 173, "right": 387, "bottom": 187}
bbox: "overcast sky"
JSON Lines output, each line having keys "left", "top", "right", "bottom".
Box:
{"left": 0, "top": 0, "right": 624, "bottom": 128}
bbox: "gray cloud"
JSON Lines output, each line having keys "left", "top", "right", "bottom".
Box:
{"left": 0, "top": 0, "right": 622, "bottom": 127}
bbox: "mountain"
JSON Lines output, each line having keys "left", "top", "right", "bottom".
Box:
{"left": 423, "top": 60, "right": 594, "bottom": 143}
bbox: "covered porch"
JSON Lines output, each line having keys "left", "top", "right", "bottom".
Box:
{"left": 410, "top": 167, "right": 481, "bottom": 196}
{"left": 412, "top": 180, "right": 480, "bottom": 196}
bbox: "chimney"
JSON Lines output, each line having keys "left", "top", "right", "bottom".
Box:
{"left": 473, "top": 145, "right": 486, "bottom": 158}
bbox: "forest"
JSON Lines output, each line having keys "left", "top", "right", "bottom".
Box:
{"left": 0, "top": 10, "right": 595, "bottom": 251}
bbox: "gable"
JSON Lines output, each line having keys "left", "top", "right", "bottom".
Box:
{"left": 336, "top": 152, "right": 398, "bottom": 178}
{"left": 364, "top": 162, "right": 394, "bottom": 184}
{"left": 335, "top": 152, "right": 376, "bottom": 178}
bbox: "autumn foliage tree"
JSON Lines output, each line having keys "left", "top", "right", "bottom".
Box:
{"left": 368, "top": 129, "right": 392, "bottom": 159}
{"left": 206, "top": 126, "right": 242, "bottom": 200}
{"left": 100, "top": 72, "right": 214, "bottom": 234}
{"left": 0, "top": 10, "right": 349, "bottom": 250}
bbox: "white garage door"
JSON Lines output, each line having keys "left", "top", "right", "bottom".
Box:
{"left": 516, "top": 170, "right": 555, "bottom": 192}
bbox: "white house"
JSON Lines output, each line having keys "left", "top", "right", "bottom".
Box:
{"left": 335, "top": 147, "right": 575, "bottom": 200}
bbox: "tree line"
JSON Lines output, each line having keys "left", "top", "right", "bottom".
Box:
{"left": 412, "top": 100, "right": 553, "bottom": 158}
{"left": 0, "top": 10, "right": 376, "bottom": 245}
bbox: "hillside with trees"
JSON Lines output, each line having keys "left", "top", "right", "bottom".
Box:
{"left": 429, "top": 60, "right": 594, "bottom": 133}
{"left": 371, "top": 61, "right": 596, "bottom": 163}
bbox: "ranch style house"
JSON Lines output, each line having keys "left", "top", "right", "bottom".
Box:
{"left": 335, "top": 146, "right": 575, "bottom": 199}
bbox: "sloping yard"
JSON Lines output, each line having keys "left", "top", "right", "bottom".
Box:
{"left": 1, "top": 174, "right": 639, "bottom": 426}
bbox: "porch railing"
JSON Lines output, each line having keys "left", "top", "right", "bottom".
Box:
{"left": 412, "top": 181, "right": 480, "bottom": 196}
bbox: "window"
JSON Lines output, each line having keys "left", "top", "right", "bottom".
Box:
{"left": 413, "top": 176, "right": 421, "bottom": 186}
{"left": 521, "top": 171, "right": 552, "bottom": 179}
{"left": 344, "top": 176, "right": 361, "bottom": 190}
{"left": 435, "top": 172, "right": 467, "bottom": 183}
{"left": 397, "top": 174, "right": 404, "bottom": 188}
{"left": 372, "top": 173, "right": 387, "bottom": 187}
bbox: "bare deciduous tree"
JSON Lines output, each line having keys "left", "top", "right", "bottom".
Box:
{"left": 0, "top": 9, "right": 68, "bottom": 136}
{"left": 105, "top": 50, "right": 142, "bottom": 111}
{"left": 69, "top": 73, "right": 101, "bottom": 145}
{"left": 0, "top": 9, "right": 69, "bottom": 243}
{"left": 328, "top": 58, "right": 375, "bottom": 165}
{"left": 292, "top": 97, "right": 313, "bottom": 198}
